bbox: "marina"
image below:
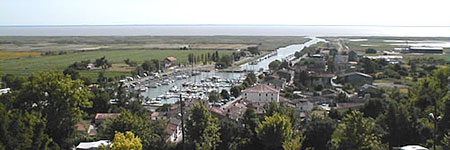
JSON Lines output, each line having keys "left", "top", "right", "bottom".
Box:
{"left": 122, "top": 37, "right": 325, "bottom": 108}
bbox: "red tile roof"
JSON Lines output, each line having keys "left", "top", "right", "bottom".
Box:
{"left": 242, "top": 84, "right": 279, "bottom": 93}
{"left": 166, "top": 57, "right": 177, "bottom": 62}
{"left": 94, "top": 113, "right": 120, "bottom": 120}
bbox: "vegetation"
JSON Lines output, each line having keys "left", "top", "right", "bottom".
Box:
{"left": 0, "top": 49, "right": 233, "bottom": 80}
{"left": 100, "top": 131, "right": 143, "bottom": 150}
{"left": 185, "top": 103, "right": 221, "bottom": 150}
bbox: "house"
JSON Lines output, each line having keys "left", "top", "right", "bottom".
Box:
{"left": 242, "top": 84, "right": 279, "bottom": 103}
{"left": 338, "top": 72, "right": 373, "bottom": 87}
{"left": 295, "top": 99, "right": 314, "bottom": 112}
{"left": 76, "top": 140, "right": 110, "bottom": 150}
{"left": 94, "top": 113, "right": 120, "bottom": 124}
{"left": 263, "top": 76, "right": 286, "bottom": 89}
{"left": 166, "top": 118, "right": 182, "bottom": 143}
{"left": 365, "top": 55, "right": 403, "bottom": 64}
{"left": 212, "top": 100, "right": 249, "bottom": 120}
{"left": 164, "top": 57, "right": 177, "bottom": 68}
{"left": 408, "top": 46, "right": 443, "bottom": 54}
{"left": 358, "top": 84, "right": 382, "bottom": 98}
{"left": 86, "top": 63, "right": 94, "bottom": 69}
{"left": 348, "top": 50, "right": 358, "bottom": 61}
{"left": 310, "top": 73, "right": 334, "bottom": 87}
{"left": 76, "top": 121, "right": 97, "bottom": 136}
{"left": 151, "top": 111, "right": 168, "bottom": 120}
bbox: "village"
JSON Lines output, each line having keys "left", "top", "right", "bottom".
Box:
{"left": 73, "top": 37, "right": 449, "bottom": 149}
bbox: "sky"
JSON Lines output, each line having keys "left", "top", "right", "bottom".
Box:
{"left": 1, "top": 0, "right": 450, "bottom": 26}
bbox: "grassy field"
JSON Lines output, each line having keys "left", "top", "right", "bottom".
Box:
{"left": 0, "top": 49, "right": 234, "bottom": 78}
{"left": 0, "top": 51, "right": 41, "bottom": 60}
{"left": 0, "top": 36, "right": 309, "bottom": 52}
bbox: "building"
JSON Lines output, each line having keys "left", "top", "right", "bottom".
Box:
{"left": 242, "top": 84, "right": 279, "bottom": 103}
{"left": 166, "top": 118, "right": 182, "bottom": 143}
{"left": 263, "top": 76, "right": 286, "bottom": 89}
{"left": 348, "top": 50, "right": 358, "bottom": 61}
{"left": 0, "top": 88, "right": 10, "bottom": 95}
{"left": 310, "top": 73, "right": 334, "bottom": 87}
{"left": 365, "top": 55, "right": 403, "bottom": 64}
{"left": 76, "top": 140, "right": 110, "bottom": 150}
{"left": 164, "top": 57, "right": 177, "bottom": 67}
{"left": 86, "top": 63, "right": 94, "bottom": 69}
{"left": 94, "top": 113, "right": 120, "bottom": 124}
{"left": 338, "top": 72, "right": 373, "bottom": 87}
{"left": 76, "top": 121, "right": 97, "bottom": 136}
{"left": 408, "top": 46, "right": 443, "bottom": 54}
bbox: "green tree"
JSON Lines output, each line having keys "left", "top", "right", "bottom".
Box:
{"left": 220, "top": 90, "right": 230, "bottom": 100}
{"left": 377, "top": 101, "right": 426, "bottom": 148}
{"left": 303, "top": 118, "right": 336, "bottom": 150}
{"left": 209, "top": 90, "right": 221, "bottom": 103}
{"left": 101, "top": 131, "right": 142, "bottom": 150}
{"left": 185, "top": 103, "right": 221, "bottom": 150}
{"left": 0, "top": 103, "right": 53, "bottom": 150}
{"left": 360, "top": 98, "right": 388, "bottom": 119}
{"left": 331, "top": 111, "right": 386, "bottom": 150}
{"left": 99, "top": 110, "right": 167, "bottom": 150}
{"left": 230, "top": 86, "right": 242, "bottom": 98}
{"left": 15, "top": 71, "right": 92, "bottom": 148}
{"left": 218, "top": 118, "right": 243, "bottom": 150}
{"left": 63, "top": 68, "right": 80, "bottom": 80}
{"left": 268, "top": 60, "right": 281, "bottom": 71}
{"left": 256, "top": 113, "right": 300, "bottom": 150}
{"left": 1, "top": 74, "right": 26, "bottom": 90}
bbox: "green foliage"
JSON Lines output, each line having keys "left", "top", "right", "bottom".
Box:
{"left": 141, "top": 59, "right": 161, "bottom": 72}
{"left": 220, "top": 89, "right": 230, "bottom": 100}
{"left": 95, "top": 56, "right": 112, "bottom": 69}
{"left": 99, "top": 110, "right": 167, "bottom": 150}
{"left": 304, "top": 118, "right": 336, "bottom": 150}
{"left": 0, "top": 103, "right": 53, "bottom": 150}
{"left": 101, "top": 131, "right": 142, "bottom": 150}
{"left": 124, "top": 58, "right": 138, "bottom": 67}
{"left": 247, "top": 46, "right": 260, "bottom": 55}
{"left": 230, "top": 86, "right": 242, "bottom": 98}
{"left": 360, "top": 98, "right": 388, "bottom": 119}
{"left": 186, "top": 103, "right": 221, "bottom": 150}
{"left": 377, "top": 101, "right": 430, "bottom": 148}
{"left": 13, "top": 71, "right": 92, "bottom": 148}
{"left": 1, "top": 74, "right": 26, "bottom": 90}
{"left": 218, "top": 118, "right": 243, "bottom": 150}
{"left": 331, "top": 111, "right": 386, "bottom": 150}
{"left": 256, "top": 113, "right": 301, "bottom": 150}
{"left": 209, "top": 90, "right": 221, "bottom": 103}
{"left": 268, "top": 60, "right": 281, "bottom": 71}
{"left": 216, "top": 55, "right": 233, "bottom": 69}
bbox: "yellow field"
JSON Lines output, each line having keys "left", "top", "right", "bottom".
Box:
{"left": 0, "top": 51, "right": 41, "bottom": 60}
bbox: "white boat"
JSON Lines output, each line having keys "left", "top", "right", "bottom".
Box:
{"left": 139, "top": 87, "right": 147, "bottom": 92}
{"left": 147, "top": 101, "right": 163, "bottom": 107}
{"left": 169, "top": 86, "right": 179, "bottom": 92}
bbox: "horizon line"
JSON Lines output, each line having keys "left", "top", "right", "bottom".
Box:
{"left": 1, "top": 24, "right": 450, "bottom": 28}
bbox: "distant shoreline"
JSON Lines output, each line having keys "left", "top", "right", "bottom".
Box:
{"left": 1, "top": 25, "right": 450, "bottom": 37}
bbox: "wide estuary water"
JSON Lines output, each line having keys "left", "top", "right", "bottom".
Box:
{"left": 1, "top": 25, "right": 450, "bottom": 37}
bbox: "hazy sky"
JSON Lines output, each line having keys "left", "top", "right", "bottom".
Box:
{"left": 1, "top": 0, "right": 449, "bottom": 26}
